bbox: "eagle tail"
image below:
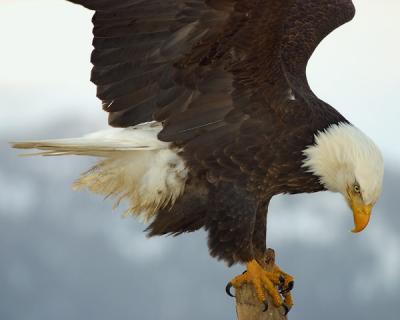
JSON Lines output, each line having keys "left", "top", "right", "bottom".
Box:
{"left": 11, "top": 122, "right": 188, "bottom": 220}
{"left": 11, "top": 122, "right": 167, "bottom": 157}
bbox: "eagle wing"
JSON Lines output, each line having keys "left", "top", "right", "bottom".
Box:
{"left": 67, "top": 0, "right": 355, "bottom": 184}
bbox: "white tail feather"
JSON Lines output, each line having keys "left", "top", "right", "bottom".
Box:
{"left": 11, "top": 122, "right": 188, "bottom": 219}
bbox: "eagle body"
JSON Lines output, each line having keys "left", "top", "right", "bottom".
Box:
{"left": 13, "top": 0, "right": 384, "bottom": 270}
{"left": 148, "top": 123, "right": 330, "bottom": 266}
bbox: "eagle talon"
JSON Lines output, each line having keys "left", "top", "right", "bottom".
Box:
{"left": 280, "top": 280, "right": 294, "bottom": 294}
{"left": 262, "top": 300, "right": 269, "bottom": 312}
{"left": 225, "top": 282, "right": 235, "bottom": 298}
{"left": 281, "top": 303, "right": 291, "bottom": 316}
{"left": 278, "top": 275, "right": 285, "bottom": 291}
{"left": 227, "top": 260, "right": 295, "bottom": 311}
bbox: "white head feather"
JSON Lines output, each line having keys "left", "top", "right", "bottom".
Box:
{"left": 302, "top": 122, "right": 384, "bottom": 205}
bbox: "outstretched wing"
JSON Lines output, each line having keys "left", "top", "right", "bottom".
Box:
{"left": 67, "top": 0, "right": 355, "bottom": 184}
{"left": 67, "top": 0, "right": 354, "bottom": 130}
{"left": 67, "top": 0, "right": 236, "bottom": 130}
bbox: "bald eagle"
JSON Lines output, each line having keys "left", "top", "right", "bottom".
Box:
{"left": 12, "top": 0, "right": 384, "bottom": 313}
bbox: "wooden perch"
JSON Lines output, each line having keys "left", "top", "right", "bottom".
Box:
{"left": 234, "top": 249, "right": 288, "bottom": 320}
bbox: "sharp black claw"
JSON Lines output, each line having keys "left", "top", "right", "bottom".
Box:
{"left": 282, "top": 303, "right": 291, "bottom": 316}
{"left": 278, "top": 275, "right": 285, "bottom": 291}
{"left": 225, "top": 282, "right": 235, "bottom": 298}
{"left": 281, "top": 303, "right": 291, "bottom": 316}
{"left": 262, "top": 300, "right": 269, "bottom": 312}
{"left": 242, "top": 270, "right": 247, "bottom": 275}
{"left": 280, "top": 281, "right": 295, "bottom": 294}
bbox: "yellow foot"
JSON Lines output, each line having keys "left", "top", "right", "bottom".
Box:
{"left": 226, "top": 260, "right": 294, "bottom": 314}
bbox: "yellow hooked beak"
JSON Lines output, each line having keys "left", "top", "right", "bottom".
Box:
{"left": 349, "top": 196, "right": 372, "bottom": 233}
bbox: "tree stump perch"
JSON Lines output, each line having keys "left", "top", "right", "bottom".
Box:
{"left": 234, "top": 249, "right": 288, "bottom": 320}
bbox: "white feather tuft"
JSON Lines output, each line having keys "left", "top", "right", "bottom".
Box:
{"left": 302, "top": 122, "right": 384, "bottom": 205}
{"left": 12, "top": 121, "right": 188, "bottom": 219}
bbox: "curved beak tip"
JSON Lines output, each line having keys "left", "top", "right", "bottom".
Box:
{"left": 351, "top": 225, "right": 368, "bottom": 233}
{"left": 351, "top": 205, "right": 372, "bottom": 233}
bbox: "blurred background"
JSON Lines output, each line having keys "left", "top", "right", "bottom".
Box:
{"left": 1, "top": 0, "right": 399, "bottom": 319}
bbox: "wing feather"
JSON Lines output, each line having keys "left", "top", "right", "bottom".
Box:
{"left": 67, "top": 0, "right": 355, "bottom": 187}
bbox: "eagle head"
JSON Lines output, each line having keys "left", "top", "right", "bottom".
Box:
{"left": 303, "top": 122, "right": 384, "bottom": 233}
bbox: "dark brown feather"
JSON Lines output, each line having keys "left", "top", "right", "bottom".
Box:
{"left": 67, "top": 0, "right": 355, "bottom": 264}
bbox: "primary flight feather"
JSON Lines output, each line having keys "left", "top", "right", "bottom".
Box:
{"left": 12, "top": 0, "right": 384, "bottom": 312}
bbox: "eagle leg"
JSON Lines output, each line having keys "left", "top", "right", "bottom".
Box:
{"left": 227, "top": 260, "right": 294, "bottom": 313}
